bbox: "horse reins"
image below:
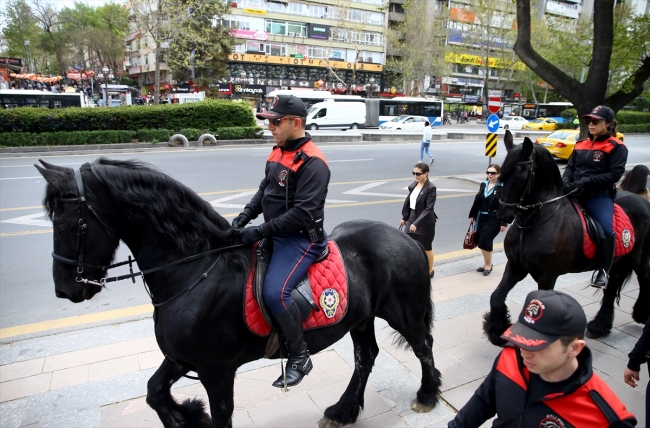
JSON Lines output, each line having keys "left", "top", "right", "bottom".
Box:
{"left": 51, "top": 167, "right": 245, "bottom": 307}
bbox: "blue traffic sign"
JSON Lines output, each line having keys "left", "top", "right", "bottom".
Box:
{"left": 486, "top": 114, "right": 500, "bottom": 133}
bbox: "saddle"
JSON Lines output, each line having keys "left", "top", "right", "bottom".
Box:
{"left": 571, "top": 200, "right": 635, "bottom": 260}
{"left": 244, "top": 239, "right": 349, "bottom": 342}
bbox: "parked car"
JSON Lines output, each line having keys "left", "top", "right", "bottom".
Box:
{"left": 378, "top": 115, "right": 430, "bottom": 131}
{"left": 498, "top": 116, "right": 528, "bottom": 130}
{"left": 306, "top": 101, "right": 366, "bottom": 130}
{"left": 522, "top": 117, "right": 559, "bottom": 130}
{"left": 535, "top": 129, "right": 625, "bottom": 160}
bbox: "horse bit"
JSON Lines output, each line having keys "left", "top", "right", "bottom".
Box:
{"left": 51, "top": 167, "right": 244, "bottom": 307}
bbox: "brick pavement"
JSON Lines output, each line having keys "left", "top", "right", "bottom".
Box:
{"left": 1, "top": 253, "right": 646, "bottom": 428}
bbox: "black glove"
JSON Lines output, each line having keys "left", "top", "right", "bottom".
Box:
{"left": 562, "top": 177, "right": 575, "bottom": 194}
{"left": 231, "top": 212, "right": 250, "bottom": 228}
{"left": 574, "top": 176, "right": 591, "bottom": 189}
{"left": 240, "top": 226, "right": 264, "bottom": 246}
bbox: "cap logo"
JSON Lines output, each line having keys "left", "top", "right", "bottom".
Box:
{"left": 503, "top": 326, "right": 548, "bottom": 347}
{"left": 272, "top": 96, "right": 280, "bottom": 108}
{"left": 592, "top": 106, "right": 602, "bottom": 114}
{"left": 524, "top": 299, "right": 545, "bottom": 324}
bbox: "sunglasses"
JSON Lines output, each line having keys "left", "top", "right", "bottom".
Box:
{"left": 486, "top": 171, "right": 498, "bottom": 175}
{"left": 585, "top": 118, "right": 604, "bottom": 126}
{"left": 269, "top": 117, "right": 297, "bottom": 126}
{"left": 412, "top": 171, "right": 426, "bottom": 176}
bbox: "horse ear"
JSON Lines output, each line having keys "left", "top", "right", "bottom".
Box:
{"left": 522, "top": 137, "right": 534, "bottom": 156}
{"left": 35, "top": 164, "right": 68, "bottom": 190}
{"left": 504, "top": 130, "right": 514, "bottom": 151}
{"left": 38, "top": 159, "right": 70, "bottom": 172}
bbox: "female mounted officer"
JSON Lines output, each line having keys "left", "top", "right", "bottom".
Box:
{"left": 562, "top": 105, "right": 628, "bottom": 289}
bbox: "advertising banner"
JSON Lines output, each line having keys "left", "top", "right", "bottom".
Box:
{"left": 308, "top": 23, "right": 330, "bottom": 40}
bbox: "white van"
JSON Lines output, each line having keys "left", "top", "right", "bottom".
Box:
{"left": 306, "top": 102, "right": 366, "bottom": 130}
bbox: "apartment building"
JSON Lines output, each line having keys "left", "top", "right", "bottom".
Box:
{"left": 220, "top": 0, "right": 388, "bottom": 103}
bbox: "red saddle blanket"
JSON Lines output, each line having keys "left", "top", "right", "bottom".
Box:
{"left": 244, "top": 241, "right": 349, "bottom": 337}
{"left": 573, "top": 201, "right": 634, "bottom": 259}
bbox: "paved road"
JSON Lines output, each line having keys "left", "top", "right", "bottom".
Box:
{"left": 0, "top": 137, "right": 648, "bottom": 332}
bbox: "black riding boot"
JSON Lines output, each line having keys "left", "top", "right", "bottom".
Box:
{"left": 272, "top": 301, "right": 313, "bottom": 388}
{"left": 591, "top": 233, "right": 616, "bottom": 289}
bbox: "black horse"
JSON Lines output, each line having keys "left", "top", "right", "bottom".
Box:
{"left": 35, "top": 158, "right": 441, "bottom": 428}
{"left": 483, "top": 131, "right": 650, "bottom": 345}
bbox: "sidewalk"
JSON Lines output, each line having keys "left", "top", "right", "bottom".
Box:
{"left": 0, "top": 253, "right": 646, "bottom": 428}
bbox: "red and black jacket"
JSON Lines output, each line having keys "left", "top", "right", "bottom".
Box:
{"left": 243, "top": 134, "right": 330, "bottom": 237}
{"left": 563, "top": 133, "right": 628, "bottom": 192}
{"left": 448, "top": 345, "right": 636, "bottom": 428}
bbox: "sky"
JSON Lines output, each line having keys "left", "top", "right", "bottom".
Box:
{"left": 0, "top": 0, "right": 124, "bottom": 12}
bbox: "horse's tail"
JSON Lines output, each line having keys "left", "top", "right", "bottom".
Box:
{"left": 615, "top": 269, "right": 634, "bottom": 306}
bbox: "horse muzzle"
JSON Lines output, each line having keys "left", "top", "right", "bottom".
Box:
{"left": 55, "top": 280, "right": 102, "bottom": 303}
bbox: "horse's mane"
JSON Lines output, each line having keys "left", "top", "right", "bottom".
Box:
{"left": 501, "top": 142, "right": 563, "bottom": 194}
{"left": 85, "top": 158, "right": 242, "bottom": 256}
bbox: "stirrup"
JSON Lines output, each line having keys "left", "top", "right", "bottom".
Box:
{"left": 590, "top": 270, "right": 608, "bottom": 289}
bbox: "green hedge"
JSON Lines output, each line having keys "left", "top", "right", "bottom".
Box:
{"left": 616, "top": 111, "right": 650, "bottom": 125}
{"left": 218, "top": 127, "right": 264, "bottom": 140}
{"left": 136, "top": 129, "right": 172, "bottom": 144}
{"left": 2, "top": 130, "right": 135, "bottom": 147}
{"left": 178, "top": 128, "right": 211, "bottom": 141}
{"left": 618, "top": 123, "right": 650, "bottom": 133}
{"left": 0, "top": 100, "right": 255, "bottom": 133}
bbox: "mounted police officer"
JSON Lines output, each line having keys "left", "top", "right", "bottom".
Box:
{"left": 562, "top": 105, "right": 628, "bottom": 289}
{"left": 233, "top": 95, "right": 330, "bottom": 388}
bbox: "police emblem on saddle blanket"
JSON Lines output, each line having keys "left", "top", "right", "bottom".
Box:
{"left": 244, "top": 241, "right": 349, "bottom": 338}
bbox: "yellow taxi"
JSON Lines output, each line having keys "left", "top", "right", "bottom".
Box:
{"left": 535, "top": 129, "right": 625, "bottom": 160}
{"left": 522, "top": 117, "right": 560, "bottom": 130}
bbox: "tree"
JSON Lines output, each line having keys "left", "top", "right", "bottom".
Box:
{"left": 514, "top": 0, "right": 650, "bottom": 133}
{"left": 165, "top": 0, "right": 233, "bottom": 86}
{"left": 1, "top": 0, "right": 42, "bottom": 71}
{"left": 30, "top": 0, "right": 70, "bottom": 74}
{"left": 385, "top": 0, "right": 449, "bottom": 97}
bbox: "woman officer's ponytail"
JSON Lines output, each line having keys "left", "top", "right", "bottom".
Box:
{"left": 608, "top": 119, "right": 618, "bottom": 137}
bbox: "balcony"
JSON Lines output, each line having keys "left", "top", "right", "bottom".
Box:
{"left": 388, "top": 12, "right": 405, "bottom": 22}
{"left": 545, "top": 0, "right": 580, "bottom": 19}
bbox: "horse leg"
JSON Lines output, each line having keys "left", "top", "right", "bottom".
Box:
{"left": 318, "top": 318, "right": 380, "bottom": 428}
{"left": 483, "top": 262, "right": 528, "bottom": 346}
{"left": 197, "top": 369, "right": 236, "bottom": 428}
{"left": 586, "top": 264, "right": 630, "bottom": 339}
{"left": 146, "top": 358, "right": 211, "bottom": 428}
{"left": 632, "top": 271, "right": 650, "bottom": 324}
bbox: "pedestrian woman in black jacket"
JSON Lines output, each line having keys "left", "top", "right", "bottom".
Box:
{"left": 401, "top": 162, "right": 437, "bottom": 278}
{"left": 469, "top": 164, "right": 507, "bottom": 276}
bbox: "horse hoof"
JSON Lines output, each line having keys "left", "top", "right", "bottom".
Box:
{"left": 586, "top": 320, "right": 612, "bottom": 339}
{"left": 410, "top": 399, "right": 434, "bottom": 413}
{"left": 483, "top": 309, "right": 511, "bottom": 347}
{"left": 317, "top": 416, "right": 343, "bottom": 428}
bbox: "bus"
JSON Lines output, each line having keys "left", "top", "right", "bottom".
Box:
{"left": 265, "top": 90, "right": 363, "bottom": 110}
{"left": 366, "top": 97, "right": 444, "bottom": 127}
{"left": 0, "top": 89, "right": 86, "bottom": 109}
{"left": 520, "top": 102, "right": 573, "bottom": 122}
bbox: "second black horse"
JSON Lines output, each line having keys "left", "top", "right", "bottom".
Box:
{"left": 483, "top": 131, "right": 650, "bottom": 345}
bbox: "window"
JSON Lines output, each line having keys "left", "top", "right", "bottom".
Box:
{"left": 314, "top": 108, "right": 326, "bottom": 118}
{"left": 329, "top": 48, "right": 344, "bottom": 60}
{"left": 348, "top": 9, "right": 365, "bottom": 22}
{"left": 307, "top": 46, "right": 328, "bottom": 58}
{"left": 266, "top": 19, "right": 287, "bottom": 35}
{"left": 239, "top": 0, "right": 264, "bottom": 8}
{"left": 331, "top": 28, "right": 347, "bottom": 41}
{"left": 264, "top": 43, "right": 286, "bottom": 56}
{"left": 288, "top": 2, "right": 309, "bottom": 15}
{"left": 267, "top": 1, "right": 286, "bottom": 13}
{"left": 287, "top": 22, "right": 307, "bottom": 37}
{"left": 367, "top": 12, "right": 383, "bottom": 26}
{"left": 309, "top": 4, "right": 326, "bottom": 18}
{"left": 246, "top": 41, "right": 264, "bottom": 52}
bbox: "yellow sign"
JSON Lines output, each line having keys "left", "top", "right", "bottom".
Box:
{"left": 243, "top": 8, "right": 266, "bottom": 15}
{"left": 445, "top": 52, "right": 526, "bottom": 70}
{"left": 486, "top": 133, "right": 497, "bottom": 157}
{"left": 228, "top": 53, "right": 383, "bottom": 72}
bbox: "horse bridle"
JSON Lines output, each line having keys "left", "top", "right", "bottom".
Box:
{"left": 51, "top": 168, "right": 245, "bottom": 306}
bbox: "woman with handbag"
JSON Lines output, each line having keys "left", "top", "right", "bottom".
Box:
{"left": 401, "top": 162, "right": 438, "bottom": 278}
{"left": 468, "top": 164, "right": 508, "bottom": 276}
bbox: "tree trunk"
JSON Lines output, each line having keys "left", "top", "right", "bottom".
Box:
{"left": 153, "top": 0, "right": 161, "bottom": 105}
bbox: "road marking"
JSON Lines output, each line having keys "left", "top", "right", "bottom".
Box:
{"left": 0, "top": 229, "right": 53, "bottom": 237}
{"left": 0, "top": 162, "right": 82, "bottom": 168}
{"left": 0, "top": 243, "right": 504, "bottom": 339}
{"left": 0, "top": 176, "right": 42, "bottom": 180}
{"left": 0, "top": 205, "right": 43, "bottom": 212}
{"left": 1, "top": 212, "right": 51, "bottom": 227}
{"left": 0, "top": 304, "right": 155, "bottom": 340}
{"left": 343, "top": 182, "right": 406, "bottom": 198}
{"left": 208, "top": 191, "right": 257, "bottom": 210}
{"left": 328, "top": 159, "right": 373, "bottom": 163}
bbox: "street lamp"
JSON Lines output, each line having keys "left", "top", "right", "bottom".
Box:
{"left": 101, "top": 66, "right": 109, "bottom": 106}
{"left": 24, "top": 40, "right": 31, "bottom": 73}
{"left": 368, "top": 77, "right": 376, "bottom": 98}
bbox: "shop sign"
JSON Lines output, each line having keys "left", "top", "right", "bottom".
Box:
{"left": 230, "top": 29, "right": 269, "bottom": 41}
{"left": 308, "top": 23, "right": 330, "bottom": 40}
{"left": 244, "top": 8, "right": 266, "bottom": 15}
{"left": 444, "top": 52, "right": 526, "bottom": 70}
{"left": 228, "top": 53, "right": 382, "bottom": 72}
{"left": 233, "top": 84, "right": 265, "bottom": 95}
{"left": 129, "top": 66, "right": 141, "bottom": 74}
{"left": 0, "top": 57, "right": 23, "bottom": 67}
{"left": 218, "top": 83, "right": 232, "bottom": 95}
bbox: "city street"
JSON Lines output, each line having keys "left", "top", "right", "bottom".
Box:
{"left": 0, "top": 136, "right": 649, "bottom": 427}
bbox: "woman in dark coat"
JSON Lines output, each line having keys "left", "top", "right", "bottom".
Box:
{"left": 469, "top": 164, "right": 507, "bottom": 275}
{"left": 401, "top": 162, "right": 438, "bottom": 277}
